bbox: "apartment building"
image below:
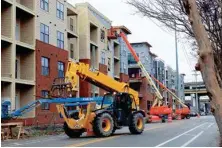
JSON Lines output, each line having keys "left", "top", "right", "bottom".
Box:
{"left": 1, "top": 0, "right": 36, "bottom": 120}
{"left": 128, "top": 42, "right": 157, "bottom": 113}
{"left": 76, "top": 2, "right": 113, "bottom": 97}
{"left": 154, "top": 59, "right": 165, "bottom": 87}
{"left": 107, "top": 30, "right": 120, "bottom": 80}
{"left": 35, "top": 0, "right": 79, "bottom": 125}
{"left": 112, "top": 26, "right": 131, "bottom": 83}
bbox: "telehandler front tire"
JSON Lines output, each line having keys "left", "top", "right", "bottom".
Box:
{"left": 93, "top": 112, "right": 114, "bottom": 137}
{"left": 129, "top": 113, "right": 145, "bottom": 134}
{"left": 64, "top": 122, "right": 83, "bottom": 138}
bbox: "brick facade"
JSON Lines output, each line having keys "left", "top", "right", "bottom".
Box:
{"left": 79, "top": 59, "right": 91, "bottom": 97}
{"left": 35, "top": 40, "right": 69, "bottom": 125}
{"left": 99, "top": 63, "right": 108, "bottom": 96}
{"left": 120, "top": 73, "right": 129, "bottom": 83}
{"left": 139, "top": 78, "right": 154, "bottom": 113}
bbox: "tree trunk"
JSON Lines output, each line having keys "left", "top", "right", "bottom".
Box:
{"left": 182, "top": 0, "right": 222, "bottom": 135}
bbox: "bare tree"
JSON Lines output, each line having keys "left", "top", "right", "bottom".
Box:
{"left": 127, "top": 0, "right": 222, "bottom": 85}
{"left": 127, "top": 0, "right": 222, "bottom": 136}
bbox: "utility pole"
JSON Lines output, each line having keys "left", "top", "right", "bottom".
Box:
{"left": 193, "top": 71, "right": 200, "bottom": 113}
{"left": 175, "top": 22, "right": 180, "bottom": 97}
{"left": 175, "top": 22, "right": 180, "bottom": 109}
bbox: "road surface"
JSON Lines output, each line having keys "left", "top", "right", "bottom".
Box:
{"left": 2, "top": 116, "right": 220, "bottom": 147}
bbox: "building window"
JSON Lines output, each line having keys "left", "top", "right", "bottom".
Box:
{"left": 122, "top": 50, "right": 126, "bottom": 56}
{"left": 40, "top": 23, "right": 49, "bottom": 43}
{"left": 70, "top": 43, "right": 74, "bottom": 59}
{"left": 41, "top": 90, "right": 49, "bottom": 110}
{"left": 15, "top": 59, "right": 19, "bottom": 79}
{"left": 40, "top": 0, "right": 49, "bottom": 11}
{"left": 101, "top": 52, "right": 105, "bottom": 64}
{"left": 100, "top": 29, "right": 105, "bottom": 42}
{"left": 41, "top": 57, "right": 49, "bottom": 76}
{"left": 128, "top": 53, "right": 137, "bottom": 64}
{"left": 123, "top": 62, "right": 127, "bottom": 73}
{"left": 16, "top": 23, "right": 20, "bottom": 40}
{"left": 58, "top": 61, "right": 64, "bottom": 78}
{"left": 108, "top": 58, "right": 111, "bottom": 71}
{"left": 57, "top": 31, "right": 64, "bottom": 49}
{"left": 70, "top": 18, "right": 74, "bottom": 31}
{"left": 57, "top": 1, "right": 64, "bottom": 20}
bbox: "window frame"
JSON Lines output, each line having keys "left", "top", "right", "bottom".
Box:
{"left": 101, "top": 51, "right": 105, "bottom": 65}
{"left": 70, "top": 18, "right": 74, "bottom": 31}
{"left": 57, "top": 31, "right": 64, "bottom": 49}
{"left": 58, "top": 61, "right": 65, "bottom": 78}
{"left": 100, "top": 29, "right": 105, "bottom": 42}
{"left": 41, "top": 90, "right": 50, "bottom": 110}
{"left": 108, "top": 58, "right": 111, "bottom": 71}
{"left": 40, "top": 23, "right": 49, "bottom": 43}
{"left": 70, "top": 43, "right": 74, "bottom": 59}
{"left": 123, "top": 62, "right": 127, "bottom": 73}
{"left": 56, "top": 1, "right": 64, "bottom": 20}
{"left": 41, "top": 57, "right": 49, "bottom": 76}
{"left": 40, "top": 0, "right": 49, "bottom": 12}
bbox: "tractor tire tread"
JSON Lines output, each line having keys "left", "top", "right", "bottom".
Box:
{"left": 129, "top": 113, "right": 144, "bottom": 134}
{"left": 93, "top": 112, "right": 114, "bottom": 137}
{"left": 63, "top": 122, "right": 83, "bottom": 138}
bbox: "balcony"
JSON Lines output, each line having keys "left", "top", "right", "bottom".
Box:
{"left": 90, "top": 23, "right": 98, "bottom": 44}
{"left": 114, "top": 61, "right": 120, "bottom": 80}
{"left": 15, "top": 83, "right": 35, "bottom": 117}
{"left": 67, "top": 6, "right": 78, "bottom": 38}
{"left": 1, "top": 1, "right": 12, "bottom": 39}
{"left": 1, "top": 81, "right": 12, "bottom": 102}
{"left": 90, "top": 44, "right": 99, "bottom": 69}
{"left": 1, "top": 41, "right": 12, "bottom": 79}
{"left": 114, "top": 41, "right": 120, "bottom": 60}
{"left": 16, "top": 0, "right": 35, "bottom": 12}
{"left": 16, "top": 45, "right": 35, "bottom": 82}
{"left": 16, "top": 7, "right": 35, "bottom": 46}
{"left": 68, "top": 39, "right": 78, "bottom": 61}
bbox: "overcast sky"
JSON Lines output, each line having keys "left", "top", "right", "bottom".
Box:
{"left": 67, "top": 0, "right": 203, "bottom": 82}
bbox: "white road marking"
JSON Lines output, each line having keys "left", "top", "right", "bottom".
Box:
{"left": 207, "top": 123, "right": 214, "bottom": 128}
{"left": 181, "top": 131, "right": 204, "bottom": 147}
{"left": 155, "top": 122, "right": 207, "bottom": 147}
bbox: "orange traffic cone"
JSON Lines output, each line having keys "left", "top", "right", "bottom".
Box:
{"left": 168, "top": 114, "right": 172, "bottom": 123}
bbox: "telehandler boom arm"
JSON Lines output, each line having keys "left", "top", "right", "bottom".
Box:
{"left": 66, "top": 62, "right": 139, "bottom": 107}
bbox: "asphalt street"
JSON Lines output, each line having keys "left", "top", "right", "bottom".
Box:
{"left": 1, "top": 116, "right": 220, "bottom": 147}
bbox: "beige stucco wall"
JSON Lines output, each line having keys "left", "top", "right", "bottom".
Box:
{"left": 36, "top": 0, "right": 68, "bottom": 50}
{"left": 1, "top": 0, "right": 36, "bottom": 118}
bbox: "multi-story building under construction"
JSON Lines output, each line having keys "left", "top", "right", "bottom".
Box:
{"left": 1, "top": 0, "right": 36, "bottom": 120}
{"left": 128, "top": 42, "right": 157, "bottom": 113}
{"left": 76, "top": 2, "right": 118, "bottom": 97}
{"left": 1, "top": 0, "right": 79, "bottom": 125}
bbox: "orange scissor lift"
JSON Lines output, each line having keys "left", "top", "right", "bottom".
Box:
{"left": 108, "top": 27, "right": 190, "bottom": 122}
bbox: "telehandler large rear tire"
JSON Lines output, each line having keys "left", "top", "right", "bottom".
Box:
{"left": 129, "top": 113, "right": 144, "bottom": 134}
{"left": 64, "top": 122, "right": 83, "bottom": 138}
{"left": 93, "top": 112, "right": 114, "bottom": 137}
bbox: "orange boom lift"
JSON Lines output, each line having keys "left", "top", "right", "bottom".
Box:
{"left": 108, "top": 27, "right": 190, "bottom": 121}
